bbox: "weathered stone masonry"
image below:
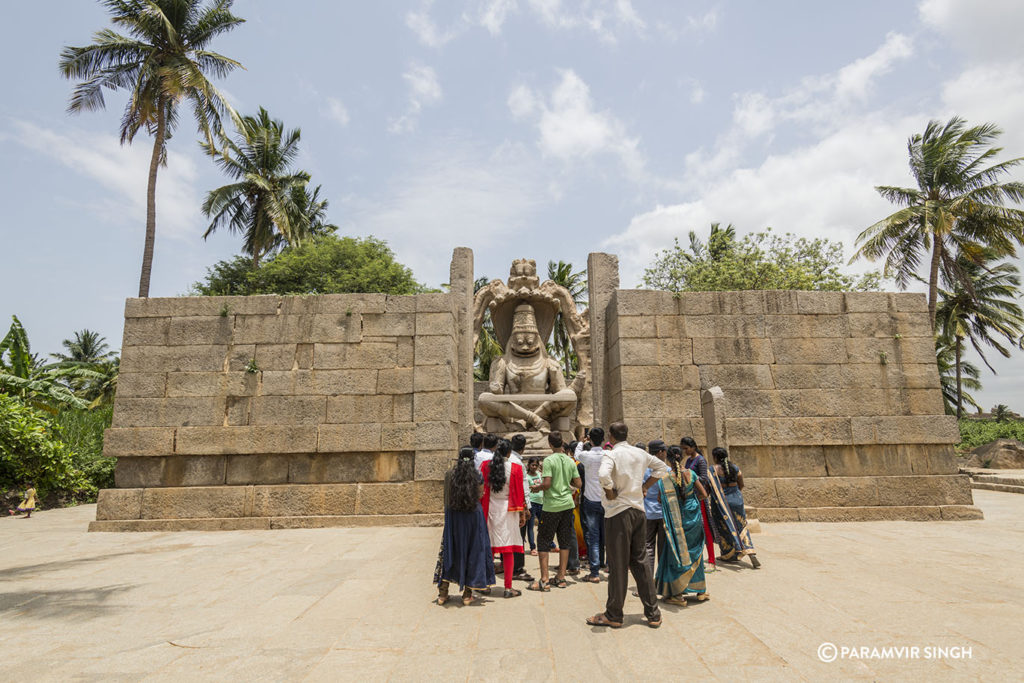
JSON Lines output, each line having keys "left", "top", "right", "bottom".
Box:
{"left": 91, "top": 288, "right": 465, "bottom": 531}
{"left": 599, "top": 282, "right": 979, "bottom": 522}
{"left": 93, "top": 248, "right": 978, "bottom": 529}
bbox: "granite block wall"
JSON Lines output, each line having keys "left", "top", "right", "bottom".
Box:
{"left": 92, "top": 291, "right": 461, "bottom": 530}
{"left": 603, "top": 287, "right": 980, "bottom": 522}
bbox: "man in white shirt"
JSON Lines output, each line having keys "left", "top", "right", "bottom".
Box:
{"left": 575, "top": 427, "right": 607, "bottom": 582}
{"left": 474, "top": 433, "right": 498, "bottom": 472}
{"left": 586, "top": 421, "right": 670, "bottom": 629}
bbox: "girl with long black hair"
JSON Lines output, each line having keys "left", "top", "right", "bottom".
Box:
{"left": 434, "top": 446, "right": 496, "bottom": 606}
{"left": 481, "top": 439, "right": 526, "bottom": 598}
{"left": 711, "top": 447, "right": 760, "bottom": 568}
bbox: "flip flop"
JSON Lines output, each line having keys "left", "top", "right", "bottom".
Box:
{"left": 583, "top": 575, "right": 601, "bottom": 583}
{"left": 526, "top": 580, "right": 550, "bottom": 592}
{"left": 647, "top": 617, "right": 663, "bottom": 629}
{"left": 586, "top": 613, "right": 622, "bottom": 628}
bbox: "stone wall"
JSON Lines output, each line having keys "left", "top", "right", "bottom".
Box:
{"left": 603, "top": 287, "right": 981, "bottom": 522}
{"left": 91, "top": 291, "right": 459, "bottom": 531}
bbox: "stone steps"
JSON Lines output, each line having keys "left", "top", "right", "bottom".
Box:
{"left": 747, "top": 505, "right": 983, "bottom": 522}
{"left": 970, "top": 482, "right": 1024, "bottom": 495}
{"left": 90, "top": 513, "right": 443, "bottom": 532}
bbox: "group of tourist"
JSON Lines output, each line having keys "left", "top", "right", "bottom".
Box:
{"left": 433, "top": 420, "right": 759, "bottom": 627}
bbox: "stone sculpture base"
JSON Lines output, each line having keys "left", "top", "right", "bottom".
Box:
{"left": 89, "top": 481, "right": 444, "bottom": 532}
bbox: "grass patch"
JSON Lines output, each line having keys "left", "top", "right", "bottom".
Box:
{"left": 958, "top": 418, "right": 1024, "bottom": 451}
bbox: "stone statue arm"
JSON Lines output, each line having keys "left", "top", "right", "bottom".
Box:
{"left": 546, "top": 359, "right": 567, "bottom": 393}
{"left": 488, "top": 357, "right": 507, "bottom": 394}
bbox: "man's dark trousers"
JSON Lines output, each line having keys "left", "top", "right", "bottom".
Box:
{"left": 604, "top": 507, "right": 660, "bottom": 623}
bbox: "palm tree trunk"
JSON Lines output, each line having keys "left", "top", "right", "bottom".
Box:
{"left": 138, "top": 97, "right": 167, "bottom": 298}
{"left": 955, "top": 337, "right": 963, "bottom": 419}
{"left": 927, "top": 236, "right": 942, "bottom": 329}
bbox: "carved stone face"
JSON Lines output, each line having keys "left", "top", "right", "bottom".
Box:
{"left": 509, "top": 330, "right": 542, "bottom": 357}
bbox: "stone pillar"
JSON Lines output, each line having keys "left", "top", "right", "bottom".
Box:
{"left": 450, "top": 247, "right": 475, "bottom": 446}
{"left": 701, "top": 386, "right": 727, "bottom": 452}
{"left": 587, "top": 252, "right": 619, "bottom": 429}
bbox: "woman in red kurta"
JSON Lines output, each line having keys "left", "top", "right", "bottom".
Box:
{"left": 481, "top": 439, "right": 526, "bottom": 598}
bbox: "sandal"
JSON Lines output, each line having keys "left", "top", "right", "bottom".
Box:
{"left": 647, "top": 617, "right": 663, "bottom": 628}
{"left": 585, "top": 613, "right": 622, "bottom": 628}
{"left": 549, "top": 577, "right": 568, "bottom": 589}
{"left": 526, "top": 580, "right": 550, "bottom": 592}
{"left": 462, "top": 588, "right": 475, "bottom": 606}
{"left": 583, "top": 575, "right": 601, "bottom": 584}
{"left": 437, "top": 582, "right": 449, "bottom": 606}
{"left": 512, "top": 571, "right": 535, "bottom": 582}
{"left": 503, "top": 588, "right": 522, "bottom": 598}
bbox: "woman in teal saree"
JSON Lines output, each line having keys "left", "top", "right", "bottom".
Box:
{"left": 654, "top": 466, "right": 709, "bottom": 605}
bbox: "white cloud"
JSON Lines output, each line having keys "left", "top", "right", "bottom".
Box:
{"left": 342, "top": 141, "right": 545, "bottom": 286}
{"left": 405, "top": 0, "right": 463, "bottom": 47}
{"left": 683, "top": 32, "right": 914, "bottom": 182}
{"left": 602, "top": 32, "right": 929, "bottom": 285}
{"left": 689, "top": 81, "right": 706, "bottom": 104}
{"left": 509, "top": 69, "right": 645, "bottom": 178}
{"left": 604, "top": 113, "right": 916, "bottom": 285}
{"left": 919, "top": 0, "right": 1024, "bottom": 62}
{"left": 323, "top": 97, "right": 350, "bottom": 126}
{"left": 480, "top": 0, "right": 517, "bottom": 34}
{"left": 8, "top": 120, "right": 202, "bottom": 241}
{"left": 526, "top": 0, "right": 645, "bottom": 43}
{"left": 389, "top": 63, "right": 443, "bottom": 134}
{"left": 836, "top": 32, "right": 913, "bottom": 101}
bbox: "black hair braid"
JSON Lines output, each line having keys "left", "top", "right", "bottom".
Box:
{"left": 711, "top": 446, "right": 738, "bottom": 484}
{"left": 449, "top": 446, "right": 480, "bottom": 512}
{"left": 489, "top": 440, "right": 510, "bottom": 493}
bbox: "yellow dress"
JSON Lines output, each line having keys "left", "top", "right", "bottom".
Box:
{"left": 18, "top": 487, "right": 36, "bottom": 511}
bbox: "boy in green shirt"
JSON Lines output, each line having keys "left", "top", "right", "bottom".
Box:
{"left": 528, "top": 432, "right": 582, "bottom": 590}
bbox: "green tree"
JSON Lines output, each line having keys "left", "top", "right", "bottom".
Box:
{"left": 51, "top": 329, "right": 116, "bottom": 364}
{"left": 936, "top": 340, "right": 982, "bottom": 415}
{"left": 934, "top": 248, "right": 1024, "bottom": 417}
{"left": 0, "top": 395, "right": 88, "bottom": 499}
{"left": 60, "top": 0, "right": 244, "bottom": 297}
{"left": 992, "top": 404, "right": 1012, "bottom": 423}
{"left": 202, "top": 107, "right": 312, "bottom": 267}
{"left": 0, "top": 317, "right": 96, "bottom": 412}
{"left": 473, "top": 276, "right": 502, "bottom": 381}
{"left": 546, "top": 260, "right": 587, "bottom": 377}
{"left": 643, "top": 225, "right": 880, "bottom": 292}
{"left": 853, "top": 116, "right": 1024, "bottom": 325}
{"left": 191, "top": 235, "right": 425, "bottom": 296}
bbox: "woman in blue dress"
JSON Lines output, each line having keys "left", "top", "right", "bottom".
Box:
{"left": 709, "top": 447, "right": 760, "bottom": 569}
{"left": 434, "top": 446, "right": 496, "bottom": 605}
{"left": 652, "top": 461, "right": 709, "bottom": 604}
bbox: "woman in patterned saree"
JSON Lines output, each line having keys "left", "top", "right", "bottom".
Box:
{"left": 434, "top": 447, "right": 496, "bottom": 605}
{"left": 708, "top": 447, "right": 761, "bottom": 569}
{"left": 653, "top": 461, "right": 709, "bottom": 604}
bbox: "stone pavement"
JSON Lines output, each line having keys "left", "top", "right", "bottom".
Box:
{"left": 2, "top": 491, "right": 1022, "bottom": 681}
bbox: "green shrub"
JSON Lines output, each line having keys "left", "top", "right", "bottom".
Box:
{"left": 0, "top": 394, "right": 88, "bottom": 500}
{"left": 54, "top": 406, "right": 114, "bottom": 493}
{"left": 957, "top": 418, "right": 1024, "bottom": 450}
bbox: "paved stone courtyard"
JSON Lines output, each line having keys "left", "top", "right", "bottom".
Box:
{"left": 2, "top": 490, "right": 1021, "bottom": 681}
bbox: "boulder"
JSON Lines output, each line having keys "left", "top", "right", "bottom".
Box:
{"left": 967, "top": 439, "right": 1024, "bottom": 469}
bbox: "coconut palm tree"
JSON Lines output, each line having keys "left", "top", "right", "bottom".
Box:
{"left": 202, "top": 108, "right": 312, "bottom": 267}
{"left": 934, "top": 247, "right": 1024, "bottom": 417}
{"left": 60, "top": 0, "right": 244, "bottom": 297}
{"left": 992, "top": 404, "right": 1012, "bottom": 423}
{"left": 263, "top": 185, "right": 338, "bottom": 257}
{"left": 547, "top": 260, "right": 587, "bottom": 377}
{"left": 935, "top": 340, "right": 982, "bottom": 415}
{"left": 51, "top": 330, "right": 117, "bottom": 365}
{"left": 473, "top": 276, "right": 502, "bottom": 381}
{"left": 853, "top": 116, "right": 1024, "bottom": 325}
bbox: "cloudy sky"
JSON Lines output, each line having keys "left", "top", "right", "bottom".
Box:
{"left": 2, "top": 0, "right": 1023, "bottom": 410}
